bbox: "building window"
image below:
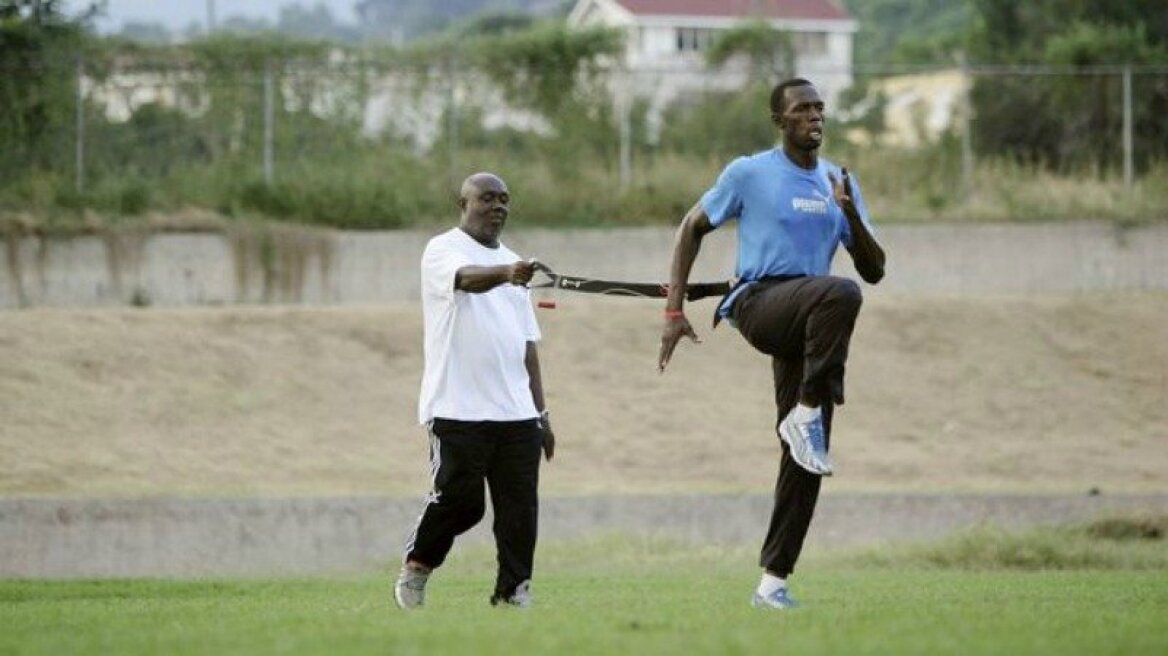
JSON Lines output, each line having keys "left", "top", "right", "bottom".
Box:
{"left": 676, "top": 27, "right": 716, "bottom": 52}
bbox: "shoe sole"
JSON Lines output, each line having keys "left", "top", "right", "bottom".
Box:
{"left": 393, "top": 585, "right": 409, "bottom": 610}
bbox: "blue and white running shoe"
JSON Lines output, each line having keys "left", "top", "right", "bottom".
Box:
{"left": 751, "top": 587, "right": 800, "bottom": 610}
{"left": 779, "top": 409, "right": 833, "bottom": 476}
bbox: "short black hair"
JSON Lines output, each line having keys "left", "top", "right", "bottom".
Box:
{"left": 770, "top": 78, "right": 813, "bottom": 114}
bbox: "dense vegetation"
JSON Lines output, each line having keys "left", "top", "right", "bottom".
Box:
{"left": 842, "top": 0, "right": 1168, "bottom": 172}
{"left": 968, "top": 0, "right": 1168, "bottom": 172}
{"left": 839, "top": 0, "right": 972, "bottom": 66}
{"left": 114, "top": 0, "right": 571, "bottom": 44}
{"left": 1, "top": 0, "right": 1165, "bottom": 233}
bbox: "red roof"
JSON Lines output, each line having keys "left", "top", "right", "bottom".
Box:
{"left": 614, "top": 0, "right": 851, "bottom": 21}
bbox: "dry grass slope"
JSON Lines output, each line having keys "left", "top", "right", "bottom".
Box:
{"left": 0, "top": 292, "right": 1165, "bottom": 497}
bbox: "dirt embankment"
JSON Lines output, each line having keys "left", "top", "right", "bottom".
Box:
{"left": 1, "top": 293, "right": 1165, "bottom": 497}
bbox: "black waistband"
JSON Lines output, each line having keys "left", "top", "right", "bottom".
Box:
{"left": 712, "top": 274, "right": 807, "bottom": 328}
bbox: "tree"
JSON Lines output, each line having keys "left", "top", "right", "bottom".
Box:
{"left": 968, "top": 0, "right": 1168, "bottom": 172}
{"left": 116, "top": 21, "right": 172, "bottom": 44}
{"left": 356, "top": 0, "right": 487, "bottom": 43}
{"left": 276, "top": 3, "right": 361, "bottom": 43}
{"left": 838, "top": 0, "right": 971, "bottom": 66}
{"left": 454, "top": 11, "right": 534, "bottom": 38}
{"left": 354, "top": 0, "right": 560, "bottom": 43}
{"left": 473, "top": 22, "right": 622, "bottom": 118}
{"left": 217, "top": 15, "right": 274, "bottom": 35}
{"left": 0, "top": 0, "right": 96, "bottom": 175}
{"left": 210, "top": 4, "right": 362, "bottom": 43}
{"left": 705, "top": 20, "right": 794, "bottom": 82}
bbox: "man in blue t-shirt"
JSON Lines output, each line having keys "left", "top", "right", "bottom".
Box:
{"left": 658, "top": 78, "right": 886, "bottom": 610}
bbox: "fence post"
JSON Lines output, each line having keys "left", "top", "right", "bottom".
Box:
{"left": 75, "top": 55, "right": 85, "bottom": 194}
{"left": 206, "top": 0, "right": 216, "bottom": 33}
{"left": 447, "top": 59, "right": 460, "bottom": 188}
{"left": 263, "top": 59, "right": 275, "bottom": 185}
{"left": 958, "top": 52, "right": 974, "bottom": 194}
{"left": 1122, "top": 66, "right": 1133, "bottom": 188}
{"left": 618, "top": 91, "right": 632, "bottom": 193}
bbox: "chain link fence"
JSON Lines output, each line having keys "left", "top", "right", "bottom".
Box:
{"left": 2, "top": 57, "right": 1167, "bottom": 226}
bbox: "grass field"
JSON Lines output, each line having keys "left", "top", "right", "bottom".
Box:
{"left": 4, "top": 525, "right": 1167, "bottom": 656}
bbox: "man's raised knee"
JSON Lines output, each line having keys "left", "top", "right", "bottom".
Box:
{"left": 827, "top": 277, "right": 863, "bottom": 308}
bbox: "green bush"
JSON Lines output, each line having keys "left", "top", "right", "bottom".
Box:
{"left": 238, "top": 180, "right": 297, "bottom": 218}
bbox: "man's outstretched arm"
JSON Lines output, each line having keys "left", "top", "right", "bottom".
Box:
{"left": 455, "top": 261, "right": 535, "bottom": 293}
{"left": 658, "top": 202, "right": 715, "bottom": 372}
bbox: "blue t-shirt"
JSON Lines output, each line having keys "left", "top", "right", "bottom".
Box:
{"left": 701, "top": 148, "right": 875, "bottom": 319}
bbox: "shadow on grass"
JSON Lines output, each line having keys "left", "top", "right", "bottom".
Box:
{"left": 842, "top": 515, "right": 1168, "bottom": 571}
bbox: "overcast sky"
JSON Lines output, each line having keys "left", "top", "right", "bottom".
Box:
{"left": 83, "top": 0, "right": 359, "bottom": 33}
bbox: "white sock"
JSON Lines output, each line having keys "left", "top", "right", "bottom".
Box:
{"left": 789, "top": 403, "right": 821, "bottom": 423}
{"left": 757, "top": 573, "right": 787, "bottom": 596}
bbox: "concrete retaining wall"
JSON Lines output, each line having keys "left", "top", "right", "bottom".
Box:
{"left": 2, "top": 222, "right": 1165, "bottom": 308}
{"left": 2, "top": 493, "right": 1164, "bottom": 578}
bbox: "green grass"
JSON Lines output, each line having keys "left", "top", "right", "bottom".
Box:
{"left": 5, "top": 570, "right": 1167, "bottom": 656}
{"left": 4, "top": 148, "right": 1166, "bottom": 234}
{"left": 3, "top": 524, "right": 1167, "bottom": 656}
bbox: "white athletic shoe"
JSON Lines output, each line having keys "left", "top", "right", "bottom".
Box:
{"left": 393, "top": 564, "right": 429, "bottom": 610}
{"left": 779, "top": 409, "right": 833, "bottom": 476}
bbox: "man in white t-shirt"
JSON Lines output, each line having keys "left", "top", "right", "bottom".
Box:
{"left": 394, "top": 172, "right": 555, "bottom": 611}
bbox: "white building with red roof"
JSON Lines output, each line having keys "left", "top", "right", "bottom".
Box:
{"left": 567, "top": 0, "right": 856, "bottom": 134}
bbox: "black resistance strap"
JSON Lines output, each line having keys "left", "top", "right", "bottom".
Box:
{"left": 530, "top": 261, "right": 731, "bottom": 301}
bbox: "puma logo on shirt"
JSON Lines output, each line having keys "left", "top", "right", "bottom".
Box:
{"left": 791, "top": 197, "right": 829, "bottom": 214}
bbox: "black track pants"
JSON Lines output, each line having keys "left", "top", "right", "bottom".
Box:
{"left": 733, "top": 275, "right": 863, "bottom": 577}
{"left": 403, "top": 418, "right": 543, "bottom": 598}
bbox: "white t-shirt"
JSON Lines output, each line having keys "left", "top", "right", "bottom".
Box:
{"left": 417, "top": 227, "right": 542, "bottom": 424}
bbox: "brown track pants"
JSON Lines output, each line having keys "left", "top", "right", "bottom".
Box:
{"left": 732, "top": 275, "right": 863, "bottom": 577}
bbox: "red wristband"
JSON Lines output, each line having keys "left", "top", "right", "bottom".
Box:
{"left": 664, "top": 310, "right": 685, "bottom": 319}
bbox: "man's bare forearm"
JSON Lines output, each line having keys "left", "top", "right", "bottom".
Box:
{"left": 844, "top": 211, "right": 885, "bottom": 284}
{"left": 666, "top": 204, "right": 714, "bottom": 311}
{"left": 525, "top": 342, "right": 545, "bottom": 412}
{"left": 455, "top": 265, "right": 516, "bottom": 293}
